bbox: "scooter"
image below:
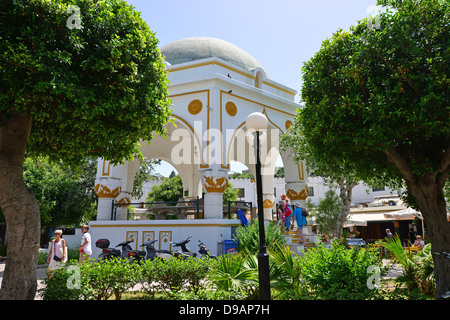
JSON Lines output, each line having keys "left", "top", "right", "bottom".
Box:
{"left": 95, "top": 238, "right": 134, "bottom": 261}
{"left": 128, "top": 240, "right": 173, "bottom": 262}
{"left": 198, "top": 240, "right": 216, "bottom": 259}
{"left": 170, "top": 236, "right": 197, "bottom": 259}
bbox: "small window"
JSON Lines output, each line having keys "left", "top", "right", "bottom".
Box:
{"left": 308, "top": 187, "right": 314, "bottom": 197}
{"left": 237, "top": 188, "right": 245, "bottom": 198}
{"left": 372, "top": 186, "right": 385, "bottom": 192}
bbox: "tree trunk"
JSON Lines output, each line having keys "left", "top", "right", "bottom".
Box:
{"left": 335, "top": 179, "right": 357, "bottom": 239}
{"left": 385, "top": 147, "right": 450, "bottom": 300}
{"left": 0, "top": 114, "right": 40, "bottom": 300}
{"left": 407, "top": 177, "right": 450, "bottom": 300}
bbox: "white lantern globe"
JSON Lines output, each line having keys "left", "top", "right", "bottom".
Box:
{"left": 246, "top": 112, "right": 268, "bottom": 131}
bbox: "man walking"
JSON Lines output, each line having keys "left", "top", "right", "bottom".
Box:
{"left": 78, "top": 225, "right": 92, "bottom": 263}
{"left": 291, "top": 203, "right": 307, "bottom": 244}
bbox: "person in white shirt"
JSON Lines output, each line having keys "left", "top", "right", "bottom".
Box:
{"left": 78, "top": 225, "right": 92, "bottom": 263}
{"left": 413, "top": 235, "right": 425, "bottom": 249}
{"left": 47, "top": 230, "right": 67, "bottom": 276}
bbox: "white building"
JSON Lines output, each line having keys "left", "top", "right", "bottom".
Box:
{"left": 137, "top": 176, "right": 404, "bottom": 208}
{"left": 91, "top": 37, "right": 309, "bottom": 256}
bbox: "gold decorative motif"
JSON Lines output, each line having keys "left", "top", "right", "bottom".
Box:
{"left": 102, "top": 160, "right": 111, "bottom": 176}
{"left": 143, "top": 231, "right": 155, "bottom": 244}
{"left": 285, "top": 120, "right": 293, "bottom": 130}
{"left": 188, "top": 99, "right": 203, "bottom": 115}
{"left": 94, "top": 184, "right": 121, "bottom": 198}
{"left": 203, "top": 176, "right": 228, "bottom": 193}
{"left": 115, "top": 197, "right": 131, "bottom": 207}
{"left": 159, "top": 231, "right": 172, "bottom": 251}
{"left": 263, "top": 199, "right": 275, "bottom": 208}
{"left": 126, "top": 231, "right": 138, "bottom": 249}
{"left": 286, "top": 186, "right": 310, "bottom": 200}
{"left": 225, "top": 101, "right": 237, "bottom": 117}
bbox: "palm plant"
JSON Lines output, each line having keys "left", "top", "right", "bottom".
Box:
{"left": 207, "top": 251, "right": 257, "bottom": 294}
{"left": 381, "top": 235, "right": 418, "bottom": 290}
{"left": 414, "top": 244, "right": 435, "bottom": 297}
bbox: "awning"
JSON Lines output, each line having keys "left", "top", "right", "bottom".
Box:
{"left": 344, "top": 217, "right": 368, "bottom": 227}
{"left": 383, "top": 207, "right": 422, "bottom": 220}
{"left": 349, "top": 213, "right": 393, "bottom": 222}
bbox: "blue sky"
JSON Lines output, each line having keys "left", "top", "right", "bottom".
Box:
{"left": 124, "top": 0, "right": 381, "bottom": 176}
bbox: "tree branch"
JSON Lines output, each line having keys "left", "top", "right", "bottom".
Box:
{"left": 384, "top": 147, "right": 417, "bottom": 185}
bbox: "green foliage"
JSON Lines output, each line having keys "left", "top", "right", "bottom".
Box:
{"left": 233, "top": 220, "right": 286, "bottom": 254}
{"left": 228, "top": 171, "right": 254, "bottom": 179}
{"left": 286, "top": 0, "right": 449, "bottom": 200}
{"left": 22, "top": 156, "right": 97, "bottom": 228}
{"left": 39, "top": 264, "right": 82, "bottom": 300}
{"left": 82, "top": 257, "right": 142, "bottom": 300}
{"left": 222, "top": 182, "right": 239, "bottom": 205}
{"left": 0, "top": 0, "right": 172, "bottom": 164}
{"left": 146, "top": 256, "right": 212, "bottom": 296}
{"left": 132, "top": 159, "right": 162, "bottom": 199}
{"left": 313, "top": 190, "right": 343, "bottom": 236}
{"left": 380, "top": 235, "right": 436, "bottom": 296}
{"left": 207, "top": 252, "right": 258, "bottom": 294}
{"left": 146, "top": 175, "right": 183, "bottom": 204}
{"left": 298, "top": 241, "right": 387, "bottom": 300}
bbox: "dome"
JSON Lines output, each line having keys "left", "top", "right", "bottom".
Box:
{"left": 161, "top": 37, "right": 265, "bottom": 72}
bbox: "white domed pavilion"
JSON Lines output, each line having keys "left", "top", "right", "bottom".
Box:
{"left": 91, "top": 37, "right": 309, "bottom": 255}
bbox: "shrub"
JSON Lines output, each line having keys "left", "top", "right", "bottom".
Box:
{"left": 141, "top": 256, "right": 213, "bottom": 297}
{"left": 83, "top": 257, "right": 141, "bottom": 300}
{"left": 39, "top": 264, "right": 82, "bottom": 300}
{"left": 298, "top": 241, "right": 387, "bottom": 300}
{"left": 234, "top": 220, "right": 286, "bottom": 254}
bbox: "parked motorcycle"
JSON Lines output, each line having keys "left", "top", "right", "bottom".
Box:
{"left": 170, "top": 236, "right": 197, "bottom": 259}
{"left": 128, "top": 240, "right": 172, "bottom": 262}
{"left": 198, "top": 240, "right": 216, "bottom": 259}
{"left": 95, "top": 238, "right": 134, "bottom": 261}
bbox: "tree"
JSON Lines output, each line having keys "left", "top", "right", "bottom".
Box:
{"left": 132, "top": 159, "right": 162, "bottom": 199}
{"left": 281, "top": 126, "right": 360, "bottom": 239}
{"left": 0, "top": 0, "right": 171, "bottom": 299}
{"left": 22, "top": 156, "right": 97, "bottom": 228}
{"left": 146, "top": 175, "right": 184, "bottom": 204}
{"left": 314, "top": 190, "right": 344, "bottom": 237}
{"left": 223, "top": 182, "right": 239, "bottom": 205}
{"left": 294, "top": 0, "right": 449, "bottom": 298}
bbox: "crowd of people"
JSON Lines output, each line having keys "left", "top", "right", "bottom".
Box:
{"left": 277, "top": 195, "right": 308, "bottom": 245}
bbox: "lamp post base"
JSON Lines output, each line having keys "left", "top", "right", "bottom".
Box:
{"left": 257, "top": 251, "right": 271, "bottom": 300}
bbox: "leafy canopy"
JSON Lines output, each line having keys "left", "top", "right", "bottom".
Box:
{"left": 0, "top": 0, "right": 172, "bottom": 164}
{"left": 293, "top": 0, "right": 449, "bottom": 190}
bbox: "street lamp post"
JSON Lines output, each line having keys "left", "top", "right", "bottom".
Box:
{"left": 246, "top": 112, "right": 271, "bottom": 300}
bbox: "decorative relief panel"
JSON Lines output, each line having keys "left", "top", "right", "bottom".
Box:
{"left": 286, "top": 186, "right": 310, "bottom": 200}
{"left": 225, "top": 101, "right": 237, "bottom": 117}
{"left": 94, "top": 184, "right": 121, "bottom": 198}
{"left": 188, "top": 99, "right": 203, "bottom": 115}
{"left": 142, "top": 231, "right": 155, "bottom": 244}
{"left": 203, "top": 176, "right": 228, "bottom": 193}
{"left": 159, "top": 231, "right": 172, "bottom": 251}
{"left": 126, "top": 231, "right": 138, "bottom": 250}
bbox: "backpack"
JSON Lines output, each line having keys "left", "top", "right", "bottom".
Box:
{"left": 284, "top": 204, "right": 292, "bottom": 217}
{"left": 301, "top": 208, "right": 309, "bottom": 217}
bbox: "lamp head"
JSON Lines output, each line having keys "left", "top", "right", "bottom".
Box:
{"left": 246, "top": 112, "right": 268, "bottom": 131}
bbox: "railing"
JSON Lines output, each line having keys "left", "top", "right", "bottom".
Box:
{"left": 110, "top": 198, "right": 253, "bottom": 221}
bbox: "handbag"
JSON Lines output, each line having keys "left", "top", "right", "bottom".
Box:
{"left": 52, "top": 239, "right": 67, "bottom": 263}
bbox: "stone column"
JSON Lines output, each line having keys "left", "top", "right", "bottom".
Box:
{"left": 284, "top": 181, "right": 310, "bottom": 207}
{"left": 94, "top": 179, "right": 122, "bottom": 220}
{"left": 94, "top": 159, "right": 123, "bottom": 220}
{"left": 200, "top": 169, "right": 229, "bottom": 219}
